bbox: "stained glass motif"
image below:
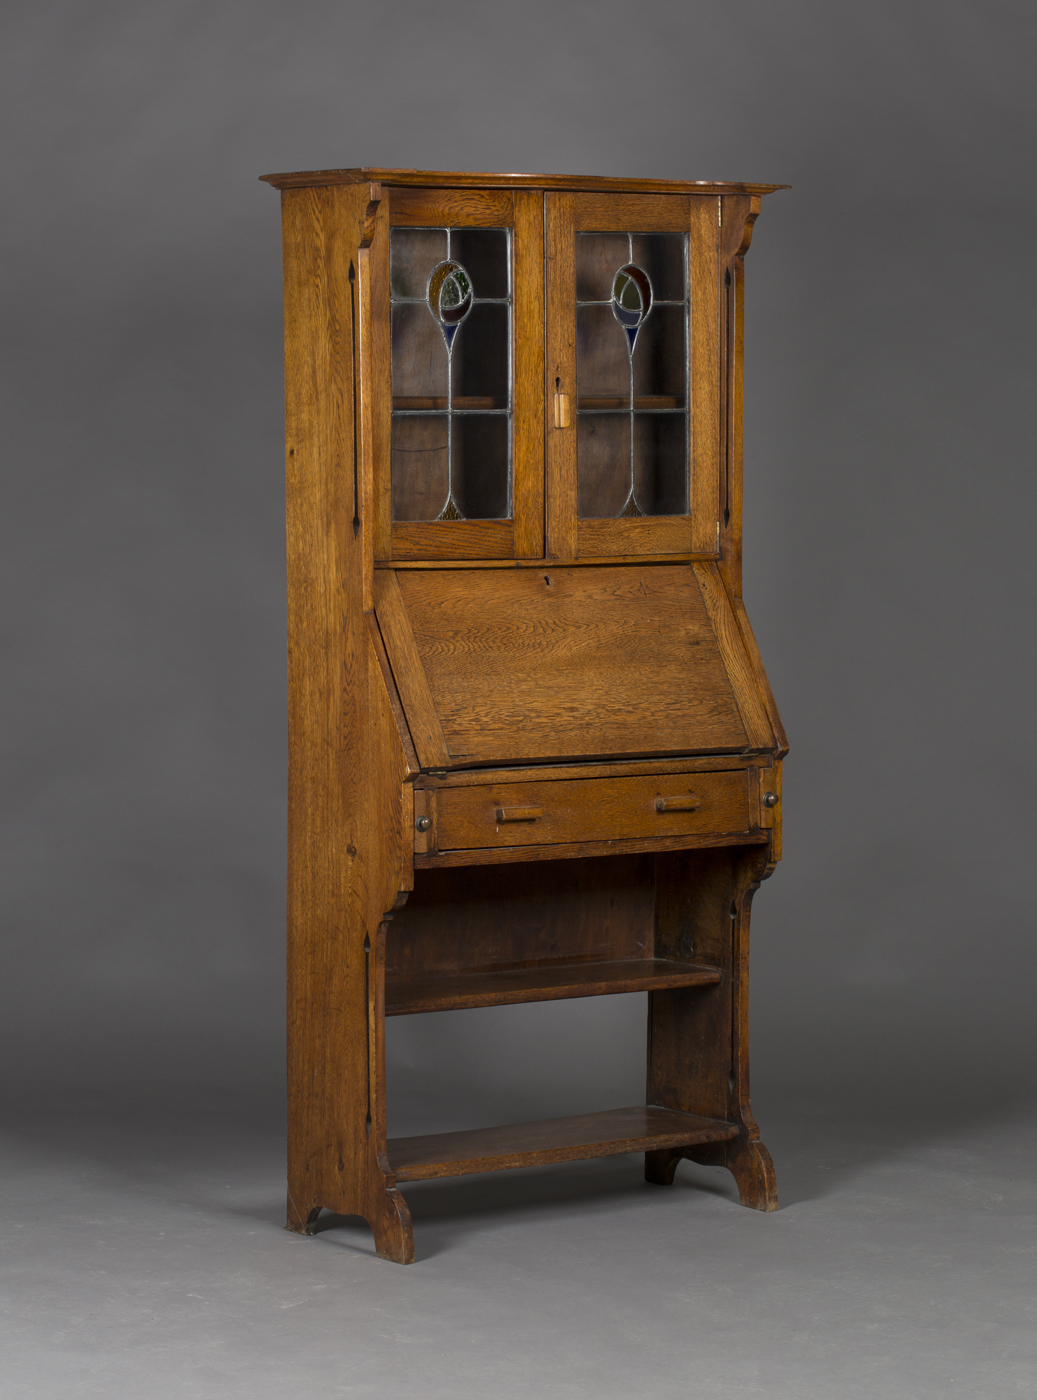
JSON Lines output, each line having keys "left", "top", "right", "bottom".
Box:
{"left": 390, "top": 227, "right": 511, "bottom": 524}
{"left": 612, "top": 264, "right": 652, "bottom": 353}
{"left": 427, "top": 260, "right": 473, "bottom": 348}
{"left": 576, "top": 231, "right": 689, "bottom": 520}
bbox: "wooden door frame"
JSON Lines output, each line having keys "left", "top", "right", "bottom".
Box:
{"left": 372, "top": 186, "right": 544, "bottom": 562}
{"left": 545, "top": 192, "right": 721, "bottom": 561}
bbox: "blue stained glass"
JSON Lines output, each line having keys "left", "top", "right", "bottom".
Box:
{"left": 611, "top": 264, "right": 652, "bottom": 355}
{"left": 427, "top": 260, "right": 473, "bottom": 345}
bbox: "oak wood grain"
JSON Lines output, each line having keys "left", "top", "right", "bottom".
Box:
{"left": 388, "top": 186, "right": 514, "bottom": 226}
{"left": 281, "top": 182, "right": 416, "bottom": 1262}
{"left": 545, "top": 192, "right": 577, "bottom": 559}
{"left": 389, "top": 521, "right": 516, "bottom": 561}
{"left": 271, "top": 167, "right": 785, "bottom": 1261}
{"left": 386, "top": 956, "right": 721, "bottom": 1015}
{"left": 387, "top": 855, "right": 656, "bottom": 979}
{"left": 262, "top": 168, "right": 790, "bottom": 197}
{"left": 382, "top": 554, "right": 716, "bottom": 569}
{"left": 388, "top": 564, "right": 748, "bottom": 766}
{"left": 380, "top": 186, "right": 543, "bottom": 564}
{"left": 513, "top": 190, "right": 545, "bottom": 558}
{"left": 365, "top": 613, "right": 419, "bottom": 777}
{"left": 417, "top": 754, "right": 770, "bottom": 787}
{"left": 434, "top": 770, "right": 750, "bottom": 851}
{"left": 694, "top": 563, "right": 775, "bottom": 750}
{"left": 388, "top": 1106, "right": 739, "bottom": 1181}
{"left": 647, "top": 845, "right": 777, "bottom": 1210}
{"left": 372, "top": 569, "right": 451, "bottom": 768}
{"left": 576, "top": 517, "right": 697, "bottom": 557}
{"left": 690, "top": 196, "right": 721, "bottom": 553}
{"left": 414, "top": 829, "right": 769, "bottom": 869}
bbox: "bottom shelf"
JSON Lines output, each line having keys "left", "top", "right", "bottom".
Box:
{"left": 387, "top": 1106, "right": 738, "bottom": 1182}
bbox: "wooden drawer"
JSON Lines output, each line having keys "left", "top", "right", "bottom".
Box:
{"left": 433, "top": 770, "right": 751, "bottom": 852}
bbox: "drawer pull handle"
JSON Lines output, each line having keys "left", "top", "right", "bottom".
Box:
{"left": 655, "top": 795, "right": 700, "bottom": 812}
{"left": 496, "top": 805, "right": 543, "bottom": 823}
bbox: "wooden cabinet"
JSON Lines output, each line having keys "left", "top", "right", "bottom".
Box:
{"left": 262, "top": 166, "right": 789, "bottom": 1262}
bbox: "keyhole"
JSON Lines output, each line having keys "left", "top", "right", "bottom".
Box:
{"left": 544, "top": 575, "right": 551, "bottom": 585}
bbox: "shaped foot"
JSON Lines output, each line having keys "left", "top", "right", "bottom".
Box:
{"left": 286, "top": 1194, "right": 322, "bottom": 1235}
{"left": 644, "top": 1148, "right": 683, "bottom": 1185}
{"left": 369, "top": 1187, "right": 414, "bottom": 1264}
{"left": 687, "top": 1138, "right": 778, "bottom": 1211}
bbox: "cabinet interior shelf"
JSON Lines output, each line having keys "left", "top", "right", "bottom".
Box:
{"left": 392, "top": 395, "right": 507, "bottom": 411}
{"left": 385, "top": 956, "right": 721, "bottom": 1016}
{"left": 577, "top": 396, "right": 685, "bottom": 411}
{"left": 388, "top": 1106, "right": 739, "bottom": 1181}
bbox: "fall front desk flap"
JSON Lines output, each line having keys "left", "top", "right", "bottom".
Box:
{"left": 374, "top": 564, "right": 775, "bottom": 770}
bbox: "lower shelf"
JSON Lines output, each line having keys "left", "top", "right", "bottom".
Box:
{"left": 385, "top": 957, "right": 721, "bottom": 1015}
{"left": 387, "top": 1106, "right": 739, "bottom": 1182}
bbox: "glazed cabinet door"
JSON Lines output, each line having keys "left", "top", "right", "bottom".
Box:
{"left": 545, "top": 192, "right": 721, "bottom": 559}
{"left": 373, "top": 186, "right": 544, "bottom": 561}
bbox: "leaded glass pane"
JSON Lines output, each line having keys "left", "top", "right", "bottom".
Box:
{"left": 391, "top": 302, "right": 448, "bottom": 402}
{"left": 390, "top": 226, "right": 512, "bottom": 523}
{"left": 391, "top": 415, "right": 450, "bottom": 522}
{"left": 390, "top": 229, "right": 447, "bottom": 300}
{"left": 577, "top": 413, "right": 630, "bottom": 518}
{"left": 575, "top": 231, "right": 689, "bottom": 520}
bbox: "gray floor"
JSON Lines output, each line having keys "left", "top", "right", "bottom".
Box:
{"left": 1, "top": 1094, "right": 1034, "bottom": 1399}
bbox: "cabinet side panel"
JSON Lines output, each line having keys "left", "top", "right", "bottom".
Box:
{"left": 717, "top": 194, "right": 787, "bottom": 756}
{"left": 282, "top": 184, "right": 410, "bottom": 1225}
{"left": 283, "top": 185, "right": 354, "bottom": 1217}
{"left": 649, "top": 846, "right": 768, "bottom": 1117}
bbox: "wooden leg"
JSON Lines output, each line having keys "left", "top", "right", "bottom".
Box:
{"left": 285, "top": 1194, "right": 322, "bottom": 1235}
{"left": 285, "top": 1186, "right": 415, "bottom": 1261}
{"left": 648, "top": 847, "right": 779, "bottom": 1212}
{"left": 644, "top": 1147, "right": 683, "bottom": 1185}
{"left": 686, "top": 1137, "right": 778, "bottom": 1212}
{"left": 367, "top": 1185, "right": 415, "bottom": 1264}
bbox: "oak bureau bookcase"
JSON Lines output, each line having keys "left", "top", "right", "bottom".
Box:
{"left": 261, "top": 166, "right": 789, "bottom": 1264}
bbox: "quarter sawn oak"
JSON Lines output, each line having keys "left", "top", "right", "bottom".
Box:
{"left": 270, "top": 168, "right": 787, "bottom": 1262}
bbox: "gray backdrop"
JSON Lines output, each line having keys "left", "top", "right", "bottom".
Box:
{"left": 2, "top": 0, "right": 1034, "bottom": 1134}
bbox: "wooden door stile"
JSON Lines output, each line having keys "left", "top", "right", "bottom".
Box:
{"left": 689, "top": 195, "right": 722, "bottom": 555}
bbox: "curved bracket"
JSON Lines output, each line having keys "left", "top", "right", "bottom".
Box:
{"left": 734, "top": 194, "right": 762, "bottom": 261}
{"left": 359, "top": 182, "right": 382, "bottom": 249}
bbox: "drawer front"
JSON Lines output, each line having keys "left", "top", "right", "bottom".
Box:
{"left": 434, "top": 770, "right": 751, "bottom": 851}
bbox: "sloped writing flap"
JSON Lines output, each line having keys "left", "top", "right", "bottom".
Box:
{"left": 376, "top": 564, "right": 753, "bottom": 769}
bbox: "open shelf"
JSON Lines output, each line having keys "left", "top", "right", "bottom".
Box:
{"left": 388, "top": 1106, "right": 738, "bottom": 1181}
{"left": 392, "top": 395, "right": 506, "bottom": 411}
{"left": 385, "top": 956, "right": 721, "bottom": 1015}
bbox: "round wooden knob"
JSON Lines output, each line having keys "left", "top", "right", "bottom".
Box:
{"left": 763, "top": 792, "right": 779, "bottom": 808}
{"left": 415, "top": 816, "right": 432, "bottom": 832}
